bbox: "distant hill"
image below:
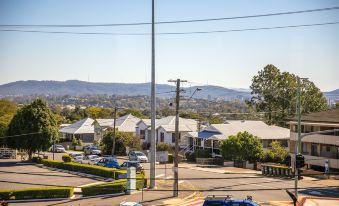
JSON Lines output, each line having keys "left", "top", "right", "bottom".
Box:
{"left": 0, "top": 80, "right": 251, "bottom": 100}
{"left": 324, "top": 89, "right": 339, "bottom": 101}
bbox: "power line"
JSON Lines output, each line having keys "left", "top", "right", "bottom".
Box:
{"left": 1, "top": 21, "right": 338, "bottom": 36}
{"left": 0, "top": 6, "right": 338, "bottom": 28}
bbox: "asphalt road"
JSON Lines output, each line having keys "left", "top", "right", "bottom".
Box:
{"left": 0, "top": 159, "right": 98, "bottom": 189}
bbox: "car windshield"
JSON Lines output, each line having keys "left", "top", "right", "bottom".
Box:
{"left": 135, "top": 152, "right": 144, "bottom": 156}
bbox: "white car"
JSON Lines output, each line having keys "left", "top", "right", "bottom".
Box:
{"left": 81, "top": 155, "right": 101, "bottom": 165}
{"left": 50, "top": 145, "right": 66, "bottom": 153}
{"left": 120, "top": 202, "right": 142, "bottom": 206}
{"left": 129, "top": 151, "right": 148, "bottom": 163}
{"left": 73, "top": 156, "right": 83, "bottom": 163}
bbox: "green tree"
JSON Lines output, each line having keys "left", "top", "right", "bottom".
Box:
{"left": 0, "top": 99, "right": 18, "bottom": 139}
{"left": 101, "top": 131, "right": 141, "bottom": 155}
{"left": 262, "top": 141, "right": 288, "bottom": 163}
{"left": 6, "top": 99, "right": 58, "bottom": 159}
{"left": 220, "top": 135, "right": 242, "bottom": 160}
{"left": 248, "top": 64, "right": 327, "bottom": 126}
{"left": 221, "top": 131, "right": 263, "bottom": 162}
{"left": 156, "top": 142, "right": 173, "bottom": 153}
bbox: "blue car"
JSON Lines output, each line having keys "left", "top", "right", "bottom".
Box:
{"left": 96, "top": 157, "right": 120, "bottom": 169}
{"left": 203, "top": 195, "right": 259, "bottom": 206}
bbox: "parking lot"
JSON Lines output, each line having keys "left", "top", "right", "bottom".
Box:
{"left": 0, "top": 159, "right": 99, "bottom": 189}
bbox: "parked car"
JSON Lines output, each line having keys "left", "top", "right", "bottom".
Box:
{"left": 120, "top": 202, "right": 142, "bottom": 206}
{"left": 84, "top": 145, "right": 101, "bottom": 155}
{"left": 81, "top": 155, "right": 101, "bottom": 165}
{"left": 128, "top": 151, "right": 148, "bottom": 163}
{"left": 203, "top": 195, "right": 259, "bottom": 206}
{"left": 96, "top": 157, "right": 120, "bottom": 169}
{"left": 120, "top": 161, "right": 143, "bottom": 172}
{"left": 69, "top": 152, "right": 83, "bottom": 159}
{"left": 73, "top": 156, "right": 84, "bottom": 163}
{"left": 50, "top": 145, "right": 66, "bottom": 153}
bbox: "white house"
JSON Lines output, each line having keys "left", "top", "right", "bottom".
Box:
{"left": 59, "top": 117, "right": 97, "bottom": 143}
{"left": 186, "top": 120, "right": 290, "bottom": 156}
{"left": 136, "top": 116, "right": 198, "bottom": 148}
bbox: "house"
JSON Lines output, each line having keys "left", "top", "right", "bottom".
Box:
{"left": 186, "top": 120, "right": 290, "bottom": 156}
{"left": 59, "top": 117, "right": 96, "bottom": 144}
{"left": 288, "top": 108, "right": 339, "bottom": 170}
{"left": 136, "top": 116, "right": 198, "bottom": 148}
{"left": 94, "top": 114, "right": 141, "bottom": 134}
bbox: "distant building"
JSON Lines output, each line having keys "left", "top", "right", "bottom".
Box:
{"left": 187, "top": 120, "right": 290, "bottom": 157}
{"left": 288, "top": 108, "right": 339, "bottom": 170}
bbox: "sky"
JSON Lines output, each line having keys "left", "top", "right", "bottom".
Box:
{"left": 0, "top": 0, "right": 338, "bottom": 92}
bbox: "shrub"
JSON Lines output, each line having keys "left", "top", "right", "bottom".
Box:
{"left": 185, "top": 152, "right": 196, "bottom": 162}
{"left": 156, "top": 143, "right": 173, "bottom": 153}
{"left": 62, "top": 155, "right": 71, "bottom": 162}
{"left": 32, "top": 156, "right": 42, "bottom": 164}
{"left": 195, "top": 149, "right": 211, "bottom": 158}
{"left": 0, "top": 187, "right": 73, "bottom": 200}
{"left": 82, "top": 176, "right": 147, "bottom": 196}
{"left": 41, "top": 159, "right": 126, "bottom": 179}
{"left": 168, "top": 154, "right": 173, "bottom": 163}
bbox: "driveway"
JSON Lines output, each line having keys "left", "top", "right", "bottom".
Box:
{"left": 0, "top": 159, "right": 99, "bottom": 189}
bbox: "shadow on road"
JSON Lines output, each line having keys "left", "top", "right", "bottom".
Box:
{"left": 0, "top": 180, "right": 69, "bottom": 187}
{"left": 0, "top": 170, "right": 78, "bottom": 178}
{"left": 299, "top": 187, "right": 339, "bottom": 198}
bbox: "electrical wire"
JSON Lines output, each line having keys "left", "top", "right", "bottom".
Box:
{"left": 0, "top": 132, "right": 45, "bottom": 139}
{"left": 1, "top": 21, "right": 338, "bottom": 36}
{"left": 0, "top": 6, "right": 338, "bottom": 28}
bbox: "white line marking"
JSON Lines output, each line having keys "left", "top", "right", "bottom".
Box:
{"left": 165, "top": 176, "right": 173, "bottom": 179}
{"left": 179, "top": 180, "right": 185, "bottom": 184}
{"left": 155, "top": 174, "right": 164, "bottom": 178}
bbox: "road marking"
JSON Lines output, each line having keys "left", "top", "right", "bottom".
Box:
{"left": 155, "top": 174, "right": 164, "bottom": 178}
{"left": 179, "top": 180, "right": 185, "bottom": 184}
{"left": 165, "top": 176, "right": 173, "bottom": 179}
{"left": 239, "top": 181, "right": 277, "bottom": 189}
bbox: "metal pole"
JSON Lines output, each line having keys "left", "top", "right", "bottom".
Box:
{"left": 294, "top": 77, "right": 301, "bottom": 197}
{"left": 112, "top": 107, "right": 117, "bottom": 156}
{"left": 174, "top": 79, "right": 180, "bottom": 197}
{"left": 150, "top": 0, "right": 156, "bottom": 189}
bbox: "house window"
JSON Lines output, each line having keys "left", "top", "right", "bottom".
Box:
{"left": 160, "top": 132, "right": 164, "bottom": 142}
{"left": 140, "top": 130, "right": 145, "bottom": 139}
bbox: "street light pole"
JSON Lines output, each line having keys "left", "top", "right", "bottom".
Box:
{"left": 150, "top": 0, "right": 156, "bottom": 189}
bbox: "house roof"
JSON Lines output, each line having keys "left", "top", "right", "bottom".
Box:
{"left": 116, "top": 114, "right": 141, "bottom": 133}
{"left": 288, "top": 108, "right": 339, "bottom": 124}
{"left": 136, "top": 116, "right": 198, "bottom": 132}
{"left": 95, "top": 119, "right": 115, "bottom": 127}
{"left": 60, "top": 118, "right": 94, "bottom": 134}
{"left": 203, "top": 120, "right": 289, "bottom": 140}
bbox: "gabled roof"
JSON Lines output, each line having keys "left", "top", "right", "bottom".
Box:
{"left": 60, "top": 118, "right": 94, "bottom": 134}
{"left": 203, "top": 120, "right": 289, "bottom": 140}
{"left": 116, "top": 114, "right": 141, "bottom": 133}
{"left": 95, "top": 119, "right": 115, "bottom": 127}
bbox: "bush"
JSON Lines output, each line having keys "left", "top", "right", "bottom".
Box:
{"left": 82, "top": 176, "right": 147, "bottom": 196}
{"left": 156, "top": 143, "right": 173, "bottom": 153}
{"left": 0, "top": 187, "right": 73, "bottom": 200}
{"left": 32, "top": 156, "right": 42, "bottom": 164}
{"left": 195, "top": 149, "right": 211, "bottom": 158}
{"left": 62, "top": 155, "right": 71, "bottom": 162}
{"left": 185, "top": 152, "right": 196, "bottom": 162}
{"left": 168, "top": 154, "right": 173, "bottom": 163}
{"left": 41, "top": 159, "right": 126, "bottom": 179}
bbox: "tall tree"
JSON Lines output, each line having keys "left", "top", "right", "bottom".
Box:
{"left": 7, "top": 99, "right": 58, "bottom": 159}
{"left": 0, "top": 99, "right": 18, "bottom": 139}
{"left": 248, "top": 64, "right": 327, "bottom": 126}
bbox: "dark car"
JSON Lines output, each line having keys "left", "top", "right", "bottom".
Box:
{"left": 203, "top": 195, "right": 259, "bottom": 206}
{"left": 97, "top": 157, "right": 120, "bottom": 169}
{"left": 120, "top": 161, "right": 144, "bottom": 172}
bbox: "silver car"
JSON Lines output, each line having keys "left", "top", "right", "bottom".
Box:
{"left": 81, "top": 155, "right": 101, "bottom": 165}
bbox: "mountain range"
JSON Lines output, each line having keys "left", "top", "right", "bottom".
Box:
{"left": 0, "top": 80, "right": 337, "bottom": 101}
{"left": 0, "top": 80, "right": 251, "bottom": 100}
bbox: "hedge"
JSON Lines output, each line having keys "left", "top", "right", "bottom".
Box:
{"left": 62, "top": 155, "right": 72, "bottom": 162}
{"left": 82, "top": 175, "right": 147, "bottom": 196}
{"left": 40, "top": 159, "right": 126, "bottom": 179}
{"left": 0, "top": 187, "right": 73, "bottom": 200}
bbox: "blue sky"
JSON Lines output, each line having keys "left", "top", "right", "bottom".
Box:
{"left": 0, "top": 0, "right": 338, "bottom": 91}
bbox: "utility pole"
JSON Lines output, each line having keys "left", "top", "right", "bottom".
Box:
{"left": 294, "top": 77, "right": 307, "bottom": 198}
{"left": 168, "top": 79, "right": 187, "bottom": 197}
{"left": 150, "top": 0, "right": 156, "bottom": 189}
{"left": 112, "top": 107, "right": 117, "bottom": 156}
